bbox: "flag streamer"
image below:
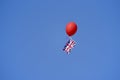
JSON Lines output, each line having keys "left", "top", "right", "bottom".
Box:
{"left": 63, "top": 39, "right": 76, "bottom": 54}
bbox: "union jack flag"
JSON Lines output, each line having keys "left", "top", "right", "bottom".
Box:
{"left": 63, "top": 39, "right": 76, "bottom": 54}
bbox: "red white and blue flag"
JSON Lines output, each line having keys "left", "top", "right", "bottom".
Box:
{"left": 63, "top": 39, "right": 76, "bottom": 54}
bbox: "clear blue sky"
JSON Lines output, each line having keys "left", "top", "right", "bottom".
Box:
{"left": 1, "top": 0, "right": 120, "bottom": 80}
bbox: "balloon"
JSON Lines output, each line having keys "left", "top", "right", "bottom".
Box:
{"left": 66, "top": 22, "right": 77, "bottom": 36}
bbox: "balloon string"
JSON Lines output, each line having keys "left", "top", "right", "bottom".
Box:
{"left": 69, "top": 36, "right": 73, "bottom": 40}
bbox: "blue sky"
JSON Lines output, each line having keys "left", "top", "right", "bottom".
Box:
{"left": 1, "top": 0, "right": 120, "bottom": 80}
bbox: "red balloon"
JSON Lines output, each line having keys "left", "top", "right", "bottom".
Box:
{"left": 66, "top": 22, "right": 77, "bottom": 36}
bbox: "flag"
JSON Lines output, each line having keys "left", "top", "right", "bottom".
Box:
{"left": 63, "top": 39, "right": 76, "bottom": 54}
